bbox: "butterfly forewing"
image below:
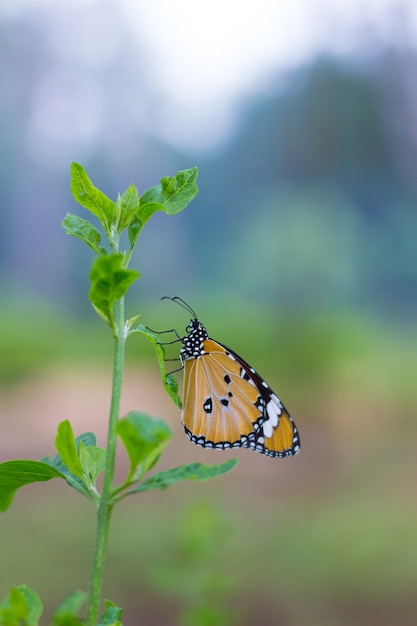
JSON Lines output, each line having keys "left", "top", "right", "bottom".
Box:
{"left": 182, "top": 339, "right": 266, "bottom": 448}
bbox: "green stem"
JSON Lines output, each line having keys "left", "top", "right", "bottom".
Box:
{"left": 85, "top": 297, "right": 125, "bottom": 625}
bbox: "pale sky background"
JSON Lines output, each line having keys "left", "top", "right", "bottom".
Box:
{"left": 1, "top": 0, "right": 416, "bottom": 156}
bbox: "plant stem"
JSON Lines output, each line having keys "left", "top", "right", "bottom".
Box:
{"left": 85, "top": 297, "right": 125, "bottom": 625}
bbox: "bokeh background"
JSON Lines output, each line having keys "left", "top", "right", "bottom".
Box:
{"left": 1, "top": 0, "right": 417, "bottom": 624}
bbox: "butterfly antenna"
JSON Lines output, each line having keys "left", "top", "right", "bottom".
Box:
{"left": 161, "top": 296, "right": 198, "bottom": 319}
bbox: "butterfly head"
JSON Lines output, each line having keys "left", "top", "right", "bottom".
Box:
{"left": 180, "top": 317, "right": 209, "bottom": 361}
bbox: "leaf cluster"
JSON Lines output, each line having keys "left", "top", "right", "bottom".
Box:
{"left": 63, "top": 163, "right": 198, "bottom": 402}
{"left": 0, "top": 418, "right": 237, "bottom": 513}
{"left": 63, "top": 163, "right": 198, "bottom": 333}
{"left": 0, "top": 587, "right": 122, "bottom": 626}
{"left": 0, "top": 416, "right": 236, "bottom": 624}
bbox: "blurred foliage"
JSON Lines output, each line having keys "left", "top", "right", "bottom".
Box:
{"left": 2, "top": 298, "right": 415, "bottom": 416}
{"left": 1, "top": 464, "right": 416, "bottom": 626}
{"left": 0, "top": 301, "right": 109, "bottom": 384}
{"left": 1, "top": 298, "right": 416, "bottom": 625}
{"left": 188, "top": 58, "right": 417, "bottom": 318}
{"left": 148, "top": 501, "right": 238, "bottom": 626}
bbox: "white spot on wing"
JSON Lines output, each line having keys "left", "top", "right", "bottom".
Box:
{"left": 266, "top": 396, "right": 281, "bottom": 428}
{"left": 263, "top": 420, "right": 274, "bottom": 438}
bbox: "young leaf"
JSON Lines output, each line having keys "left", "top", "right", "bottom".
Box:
{"left": 132, "top": 324, "right": 182, "bottom": 408}
{"left": 70, "top": 163, "right": 115, "bottom": 231}
{"left": 79, "top": 442, "right": 106, "bottom": 485}
{"left": 55, "top": 420, "right": 84, "bottom": 481}
{"left": 51, "top": 591, "right": 87, "bottom": 626}
{"left": 125, "top": 314, "right": 140, "bottom": 333}
{"left": 89, "top": 254, "right": 140, "bottom": 328}
{"left": 117, "top": 411, "right": 171, "bottom": 479}
{"left": 44, "top": 430, "right": 100, "bottom": 502}
{"left": 117, "top": 184, "right": 140, "bottom": 232}
{"left": 62, "top": 213, "right": 107, "bottom": 255}
{"left": 0, "top": 585, "right": 43, "bottom": 626}
{"left": 132, "top": 459, "right": 238, "bottom": 493}
{"left": 0, "top": 460, "right": 64, "bottom": 512}
{"left": 98, "top": 600, "right": 124, "bottom": 626}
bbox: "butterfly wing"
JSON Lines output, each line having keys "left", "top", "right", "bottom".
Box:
{"left": 182, "top": 339, "right": 267, "bottom": 449}
{"left": 182, "top": 338, "right": 300, "bottom": 457}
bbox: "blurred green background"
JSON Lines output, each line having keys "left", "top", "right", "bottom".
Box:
{"left": 1, "top": 1, "right": 417, "bottom": 625}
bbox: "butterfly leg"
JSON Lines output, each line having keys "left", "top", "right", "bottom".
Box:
{"left": 146, "top": 326, "right": 185, "bottom": 373}
{"left": 146, "top": 326, "right": 183, "bottom": 344}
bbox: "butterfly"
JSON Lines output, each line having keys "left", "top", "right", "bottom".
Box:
{"left": 162, "top": 297, "right": 300, "bottom": 459}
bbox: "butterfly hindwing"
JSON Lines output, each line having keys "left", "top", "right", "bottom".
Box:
{"left": 247, "top": 406, "right": 300, "bottom": 457}
{"left": 221, "top": 345, "right": 301, "bottom": 458}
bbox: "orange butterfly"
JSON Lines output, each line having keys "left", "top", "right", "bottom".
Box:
{"left": 162, "top": 297, "right": 300, "bottom": 459}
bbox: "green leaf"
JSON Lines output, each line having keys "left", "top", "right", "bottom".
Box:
{"left": 62, "top": 213, "right": 107, "bottom": 255}
{"left": 136, "top": 201, "right": 165, "bottom": 226}
{"left": 132, "top": 324, "right": 182, "bottom": 408}
{"left": 98, "top": 600, "right": 124, "bottom": 626}
{"left": 165, "top": 373, "right": 180, "bottom": 405}
{"left": 127, "top": 204, "right": 165, "bottom": 253}
{"left": 127, "top": 168, "right": 197, "bottom": 252}
{"left": 51, "top": 591, "right": 87, "bottom": 626}
{"left": 89, "top": 254, "right": 140, "bottom": 328}
{"left": 54, "top": 420, "right": 84, "bottom": 481}
{"left": 127, "top": 215, "right": 142, "bottom": 252}
{"left": 117, "top": 184, "right": 140, "bottom": 232}
{"left": 140, "top": 167, "right": 198, "bottom": 216}
{"left": 0, "top": 585, "right": 43, "bottom": 626}
{"left": 133, "top": 459, "right": 238, "bottom": 493}
{"left": 70, "top": 162, "right": 115, "bottom": 230}
{"left": 134, "top": 167, "right": 198, "bottom": 234}
{"left": 0, "top": 460, "right": 64, "bottom": 512}
{"left": 117, "top": 411, "right": 171, "bottom": 479}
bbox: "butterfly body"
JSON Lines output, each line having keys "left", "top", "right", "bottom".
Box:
{"left": 178, "top": 316, "right": 300, "bottom": 459}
